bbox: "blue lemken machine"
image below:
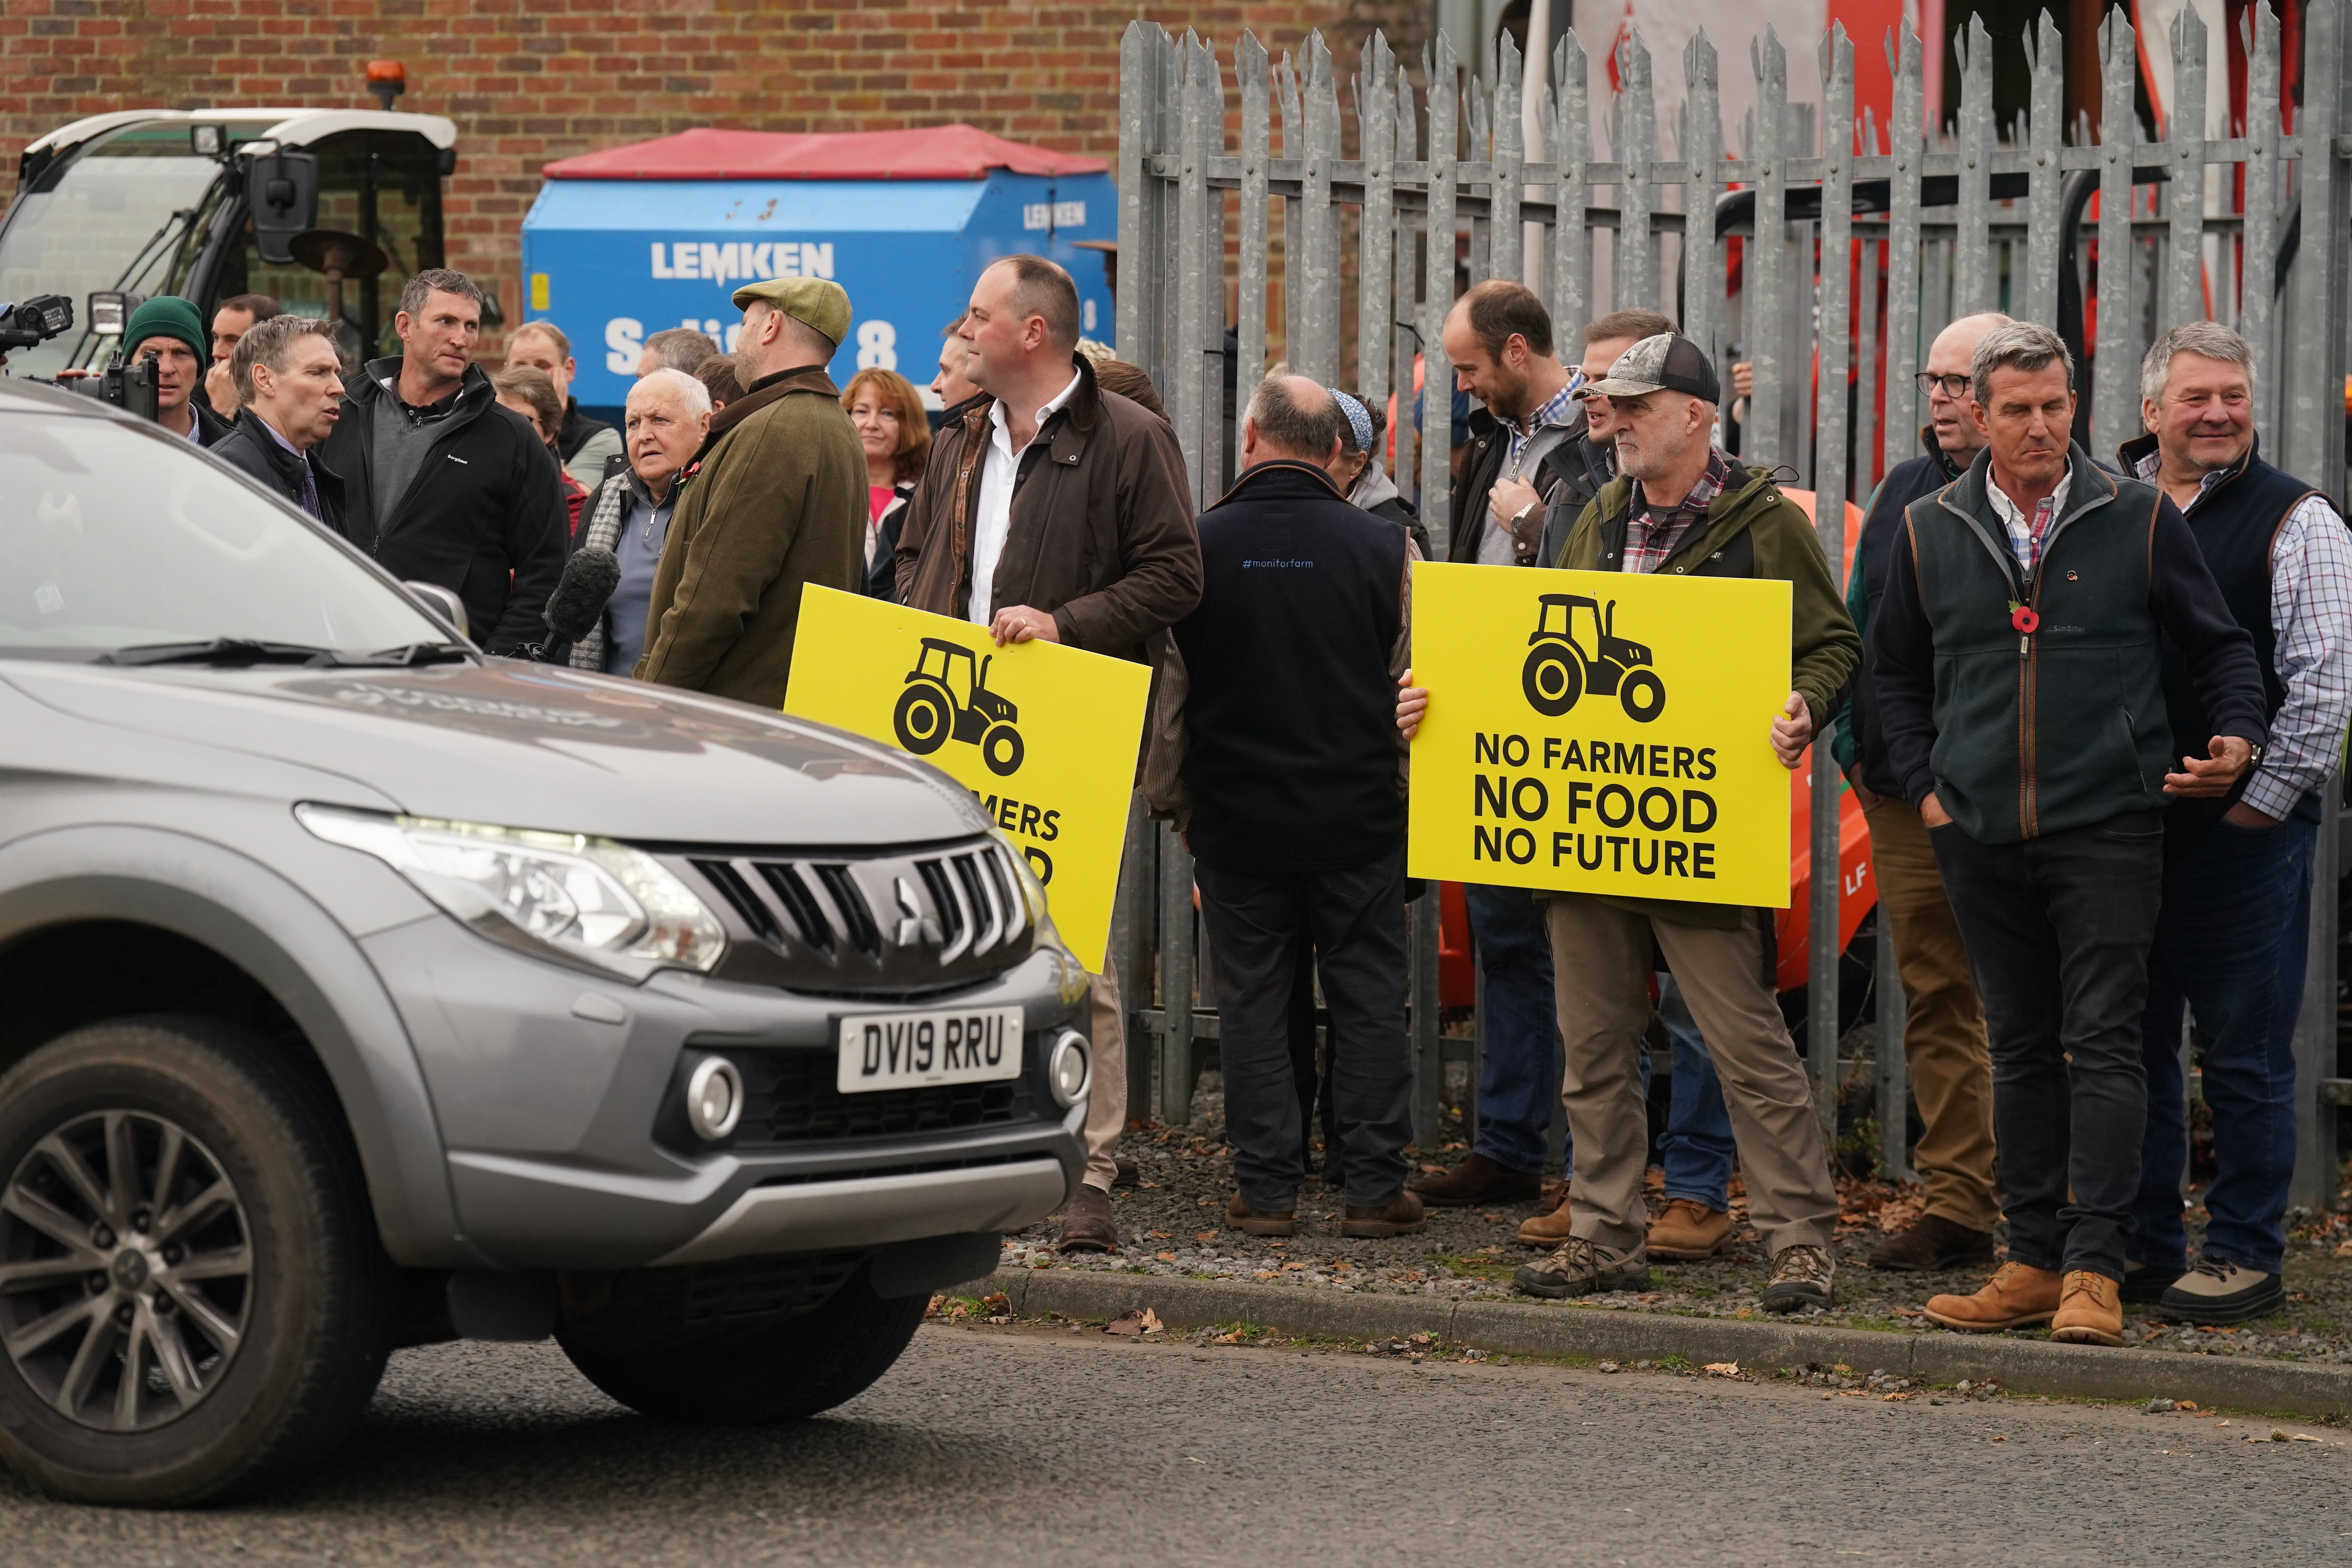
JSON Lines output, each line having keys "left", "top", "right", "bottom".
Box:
{"left": 520, "top": 125, "right": 1116, "bottom": 421}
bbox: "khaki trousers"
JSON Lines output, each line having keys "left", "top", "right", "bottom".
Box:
{"left": 1546, "top": 895, "right": 1839, "bottom": 1255}
{"left": 1082, "top": 956, "right": 1127, "bottom": 1192}
{"left": 1864, "top": 798, "right": 2000, "bottom": 1230}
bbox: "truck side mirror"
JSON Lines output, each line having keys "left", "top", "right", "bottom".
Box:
{"left": 249, "top": 151, "right": 319, "bottom": 265}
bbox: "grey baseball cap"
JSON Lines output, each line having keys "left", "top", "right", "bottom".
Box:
{"left": 1584, "top": 332, "right": 1721, "bottom": 403}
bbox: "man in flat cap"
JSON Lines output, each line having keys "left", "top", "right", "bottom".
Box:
{"left": 636, "top": 277, "right": 867, "bottom": 706}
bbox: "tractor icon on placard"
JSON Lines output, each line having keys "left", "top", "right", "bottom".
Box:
{"left": 1522, "top": 593, "right": 1667, "bottom": 722}
{"left": 893, "top": 637, "right": 1026, "bottom": 776}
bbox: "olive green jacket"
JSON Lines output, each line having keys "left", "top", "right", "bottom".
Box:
{"left": 1549, "top": 463, "right": 1861, "bottom": 929}
{"left": 636, "top": 365, "right": 866, "bottom": 708}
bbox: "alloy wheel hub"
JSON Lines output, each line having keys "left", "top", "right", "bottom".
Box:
{"left": 0, "top": 1109, "right": 254, "bottom": 1432}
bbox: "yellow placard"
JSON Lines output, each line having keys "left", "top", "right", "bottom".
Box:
{"left": 784, "top": 585, "right": 1150, "bottom": 970}
{"left": 1406, "top": 562, "right": 1794, "bottom": 907}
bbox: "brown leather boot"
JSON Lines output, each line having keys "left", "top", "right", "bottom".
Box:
{"left": 1922, "top": 1261, "right": 2063, "bottom": 1332}
{"left": 1408, "top": 1151, "right": 1542, "bottom": 1207}
{"left": 2049, "top": 1270, "right": 2125, "bottom": 1346}
{"left": 1340, "top": 1190, "right": 1428, "bottom": 1238}
{"left": 1225, "top": 1191, "right": 1296, "bottom": 1237}
{"left": 1866, "top": 1212, "right": 1995, "bottom": 1272}
{"left": 1516, "top": 1189, "right": 1575, "bottom": 1247}
{"left": 1054, "top": 1183, "right": 1121, "bottom": 1253}
{"left": 1645, "top": 1199, "right": 1732, "bottom": 1260}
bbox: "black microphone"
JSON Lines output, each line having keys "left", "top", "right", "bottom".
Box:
{"left": 544, "top": 546, "right": 621, "bottom": 647}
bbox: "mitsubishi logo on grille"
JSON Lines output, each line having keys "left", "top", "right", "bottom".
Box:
{"left": 892, "top": 877, "right": 942, "bottom": 949}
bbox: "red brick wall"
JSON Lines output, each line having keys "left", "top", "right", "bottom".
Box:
{"left": 1, "top": 0, "right": 1430, "bottom": 338}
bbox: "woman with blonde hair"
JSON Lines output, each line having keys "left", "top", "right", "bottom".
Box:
{"left": 841, "top": 367, "right": 931, "bottom": 600}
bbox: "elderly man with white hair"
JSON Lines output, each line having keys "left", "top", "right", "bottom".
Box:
{"left": 569, "top": 366, "right": 711, "bottom": 676}
{"left": 2114, "top": 321, "right": 2352, "bottom": 1326}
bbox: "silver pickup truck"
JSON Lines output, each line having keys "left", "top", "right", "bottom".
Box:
{"left": 0, "top": 379, "right": 1087, "bottom": 1505}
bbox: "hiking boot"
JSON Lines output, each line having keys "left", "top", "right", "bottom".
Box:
{"left": 2156, "top": 1257, "right": 2286, "bottom": 1326}
{"left": 1923, "top": 1262, "right": 2063, "bottom": 1332}
{"left": 1760, "top": 1244, "right": 1835, "bottom": 1312}
{"left": 1112, "top": 1157, "right": 1141, "bottom": 1189}
{"left": 1515, "top": 1189, "right": 1577, "bottom": 1248}
{"left": 1225, "top": 1191, "right": 1296, "bottom": 1238}
{"left": 2049, "top": 1270, "right": 2125, "bottom": 1346}
{"left": 1646, "top": 1199, "right": 1732, "bottom": 1260}
{"left": 1054, "top": 1183, "right": 1121, "bottom": 1253}
{"left": 1409, "top": 1151, "right": 1542, "bottom": 1208}
{"left": 1866, "top": 1212, "right": 1995, "bottom": 1272}
{"left": 1340, "top": 1190, "right": 1428, "bottom": 1239}
{"left": 2121, "top": 1260, "right": 2185, "bottom": 1305}
{"left": 1513, "top": 1236, "right": 1649, "bottom": 1299}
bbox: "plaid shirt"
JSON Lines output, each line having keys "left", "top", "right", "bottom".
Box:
{"left": 1500, "top": 372, "right": 1585, "bottom": 477}
{"left": 2131, "top": 450, "right": 2352, "bottom": 819}
{"left": 1984, "top": 470, "right": 2070, "bottom": 578}
{"left": 1621, "top": 448, "right": 1732, "bottom": 574}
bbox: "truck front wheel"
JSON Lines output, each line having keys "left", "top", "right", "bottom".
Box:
{"left": 559, "top": 1272, "right": 926, "bottom": 1423}
{"left": 0, "top": 1018, "right": 390, "bottom": 1506}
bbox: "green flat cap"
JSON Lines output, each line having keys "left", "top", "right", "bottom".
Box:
{"left": 122, "top": 295, "right": 206, "bottom": 361}
{"left": 731, "top": 277, "right": 851, "bottom": 347}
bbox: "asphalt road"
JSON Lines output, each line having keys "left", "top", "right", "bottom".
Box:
{"left": 3, "top": 1324, "right": 2348, "bottom": 1566}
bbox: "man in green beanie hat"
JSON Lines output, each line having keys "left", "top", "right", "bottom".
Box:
{"left": 635, "top": 276, "right": 866, "bottom": 707}
{"left": 122, "top": 296, "right": 231, "bottom": 447}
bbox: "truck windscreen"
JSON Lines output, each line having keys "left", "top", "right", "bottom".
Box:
{"left": 0, "top": 125, "right": 230, "bottom": 379}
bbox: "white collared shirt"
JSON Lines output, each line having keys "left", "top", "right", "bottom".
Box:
{"left": 969, "top": 369, "right": 1082, "bottom": 625}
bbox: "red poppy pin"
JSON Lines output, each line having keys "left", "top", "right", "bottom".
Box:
{"left": 2008, "top": 600, "right": 2040, "bottom": 633}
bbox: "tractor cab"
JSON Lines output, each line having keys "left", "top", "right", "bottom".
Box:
{"left": 0, "top": 80, "right": 458, "bottom": 379}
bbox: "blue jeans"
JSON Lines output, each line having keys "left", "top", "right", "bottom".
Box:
{"left": 1657, "top": 974, "right": 1737, "bottom": 1210}
{"left": 1465, "top": 884, "right": 1560, "bottom": 1174}
{"left": 2130, "top": 817, "right": 2316, "bottom": 1276}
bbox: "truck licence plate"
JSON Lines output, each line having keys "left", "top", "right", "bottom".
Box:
{"left": 837, "top": 1005, "right": 1024, "bottom": 1093}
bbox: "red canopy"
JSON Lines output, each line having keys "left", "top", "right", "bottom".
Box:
{"left": 542, "top": 124, "right": 1107, "bottom": 182}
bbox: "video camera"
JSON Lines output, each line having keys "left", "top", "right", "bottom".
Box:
{"left": 0, "top": 294, "right": 73, "bottom": 353}
{"left": 0, "top": 293, "right": 162, "bottom": 421}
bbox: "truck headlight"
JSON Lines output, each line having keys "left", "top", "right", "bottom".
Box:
{"left": 298, "top": 804, "right": 727, "bottom": 980}
{"left": 989, "top": 828, "right": 1051, "bottom": 926}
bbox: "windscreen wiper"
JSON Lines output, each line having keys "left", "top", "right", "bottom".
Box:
{"left": 321, "top": 641, "right": 474, "bottom": 668}
{"left": 96, "top": 638, "right": 477, "bottom": 668}
{"left": 97, "top": 637, "right": 340, "bottom": 667}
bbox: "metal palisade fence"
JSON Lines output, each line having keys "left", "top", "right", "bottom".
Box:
{"left": 1111, "top": 7, "right": 2350, "bottom": 1208}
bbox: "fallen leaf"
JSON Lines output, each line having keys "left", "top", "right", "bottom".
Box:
{"left": 1195, "top": 1230, "right": 1217, "bottom": 1242}
{"left": 1155, "top": 1251, "right": 1177, "bottom": 1261}
{"left": 2335, "top": 1238, "right": 2352, "bottom": 1257}
{"left": 1991, "top": 1435, "right": 2007, "bottom": 1443}
{"left": 980, "top": 1293, "right": 1009, "bottom": 1316}
{"left": 1281, "top": 1261, "right": 1307, "bottom": 1272}
{"left": 2179, "top": 1401, "right": 2199, "bottom": 1411}
{"left": 2290, "top": 1433, "right": 2324, "bottom": 1443}
{"left": 1104, "top": 1307, "right": 1165, "bottom": 1337}
{"left": 1149, "top": 1230, "right": 1170, "bottom": 1240}
{"left": 1704, "top": 1361, "right": 1740, "bottom": 1377}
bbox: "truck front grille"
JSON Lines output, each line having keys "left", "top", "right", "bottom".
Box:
{"left": 664, "top": 837, "right": 1036, "bottom": 996}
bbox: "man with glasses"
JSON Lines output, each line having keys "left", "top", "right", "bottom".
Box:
{"left": 1836, "top": 312, "right": 2010, "bottom": 1273}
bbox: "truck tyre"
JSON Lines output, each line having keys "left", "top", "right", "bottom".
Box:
{"left": 981, "top": 723, "right": 1024, "bottom": 777}
{"left": 1521, "top": 642, "right": 1583, "bottom": 717}
{"left": 0, "top": 1018, "right": 391, "bottom": 1506}
{"left": 560, "top": 1272, "right": 926, "bottom": 1423}
{"left": 893, "top": 683, "right": 953, "bottom": 754}
{"left": 1619, "top": 668, "right": 1666, "bottom": 722}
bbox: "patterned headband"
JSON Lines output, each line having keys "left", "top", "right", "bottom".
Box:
{"left": 1328, "top": 387, "right": 1374, "bottom": 454}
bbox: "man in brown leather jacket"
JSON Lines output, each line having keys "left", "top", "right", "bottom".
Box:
{"left": 896, "top": 255, "right": 1201, "bottom": 1252}
{"left": 635, "top": 278, "right": 866, "bottom": 706}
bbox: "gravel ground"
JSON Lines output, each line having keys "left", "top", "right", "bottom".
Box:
{"left": 1007, "top": 1080, "right": 2352, "bottom": 1365}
